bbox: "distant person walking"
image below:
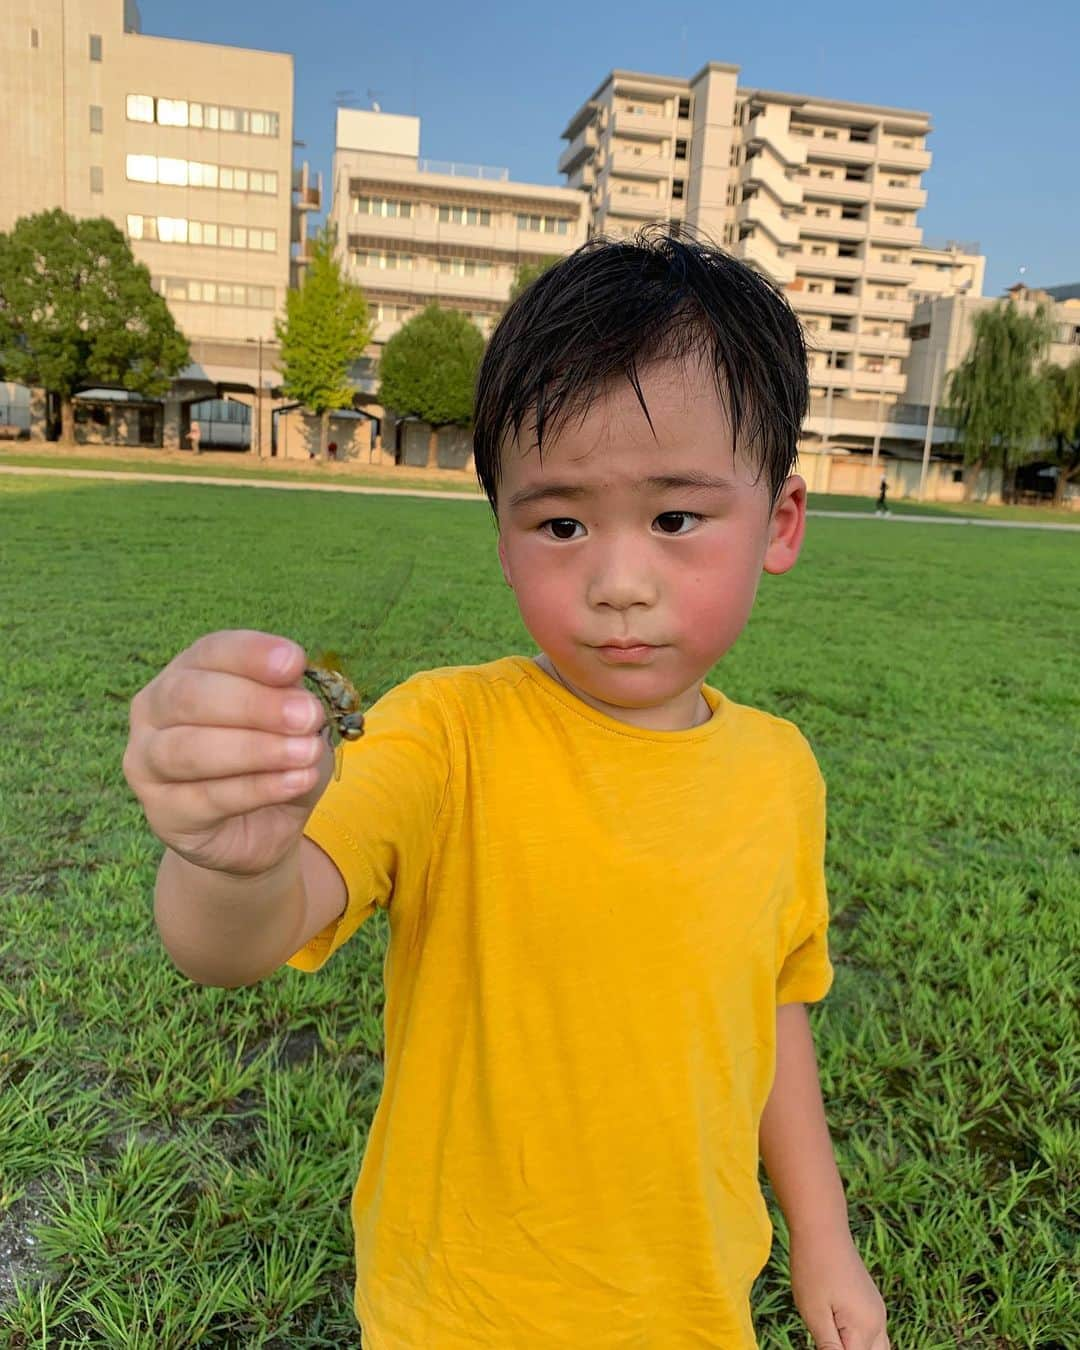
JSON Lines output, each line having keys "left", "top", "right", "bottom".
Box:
{"left": 189, "top": 419, "right": 201, "bottom": 456}
{"left": 875, "top": 472, "right": 889, "bottom": 517}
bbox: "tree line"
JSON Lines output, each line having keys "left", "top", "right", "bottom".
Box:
{"left": 1, "top": 209, "right": 1076, "bottom": 502}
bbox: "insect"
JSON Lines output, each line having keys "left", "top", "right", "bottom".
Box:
{"left": 302, "top": 651, "right": 365, "bottom": 781}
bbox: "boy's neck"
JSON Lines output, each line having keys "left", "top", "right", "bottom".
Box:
{"left": 532, "top": 654, "right": 712, "bottom": 731}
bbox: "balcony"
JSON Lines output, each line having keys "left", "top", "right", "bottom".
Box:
{"left": 875, "top": 183, "right": 927, "bottom": 211}
{"left": 803, "top": 176, "right": 872, "bottom": 204}
{"left": 806, "top": 365, "right": 907, "bottom": 395}
{"left": 601, "top": 188, "right": 666, "bottom": 221}
{"left": 292, "top": 162, "right": 322, "bottom": 211}
{"left": 856, "top": 331, "right": 911, "bottom": 357}
{"left": 558, "top": 123, "right": 599, "bottom": 175}
{"left": 801, "top": 216, "right": 871, "bottom": 241}
{"left": 863, "top": 259, "right": 913, "bottom": 284}
{"left": 860, "top": 295, "right": 915, "bottom": 319}
{"left": 869, "top": 220, "right": 922, "bottom": 246}
{"left": 566, "top": 163, "right": 595, "bottom": 190}
{"left": 612, "top": 109, "right": 671, "bottom": 141}
{"left": 609, "top": 150, "right": 671, "bottom": 181}
{"left": 794, "top": 253, "right": 864, "bottom": 278}
{"left": 877, "top": 141, "right": 932, "bottom": 172}
{"left": 798, "top": 135, "right": 877, "bottom": 166}
{"left": 790, "top": 289, "right": 860, "bottom": 316}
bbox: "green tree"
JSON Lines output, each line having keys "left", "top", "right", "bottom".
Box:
{"left": 945, "top": 301, "right": 1054, "bottom": 503}
{"left": 275, "top": 226, "right": 372, "bottom": 460}
{"left": 1041, "top": 358, "right": 1080, "bottom": 507}
{"left": 378, "top": 305, "right": 484, "bottom": 469}
{"left": 0, "top": 209, "right": 189, "bottom": 443}
{"left": 509, "top": 254, "right": 562, "bottom": 302}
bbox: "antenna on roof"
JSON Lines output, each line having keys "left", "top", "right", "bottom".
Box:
{"left": 367, "top": 88, "right": 383, "bottom": 112}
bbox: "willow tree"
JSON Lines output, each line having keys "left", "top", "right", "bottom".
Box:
{"left": 275, "top": 226, "right": 371, "bottom": 460}
{"left": 1042, "top": 358, "right": 1080, "bottom": 506}
{"left": 945, "top": 301, "right": 1054, "bottom": 503}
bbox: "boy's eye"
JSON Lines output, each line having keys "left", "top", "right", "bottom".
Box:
{"left": 539, "top": 512, "right": 702, "bottom": 541}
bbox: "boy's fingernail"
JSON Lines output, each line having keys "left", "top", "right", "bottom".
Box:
{"left": 269, "top": 643, "right": 299, "bottom": 676}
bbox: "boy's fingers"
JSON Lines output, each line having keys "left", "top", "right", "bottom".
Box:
{"left": 143, "top": 668, "right": 324, "bottom": 736}
{"left": 180, "top": 629, "right": 306, "bottom": 684}
{"left": 143, "top": 726, "right": 325, "bottom": 784}
{"left": 145, "top": 766, "right": 324, "bottom": 833}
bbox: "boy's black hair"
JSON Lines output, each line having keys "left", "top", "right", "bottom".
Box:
{"left": 473, "top": 224, "right": 809, "bottom": 515}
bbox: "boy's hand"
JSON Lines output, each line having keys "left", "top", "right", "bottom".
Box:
{"left": 123, "top": 630, "right": 333, "bottom": 879}
{"left": 790, "top": 1229, "right": 889, "bottom": 1350}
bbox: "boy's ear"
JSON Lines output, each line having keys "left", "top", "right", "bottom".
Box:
{"left": 762, "top": 473, "right": 807, "bottom": 576}
{"left": 497, "top": 533, "right": 513, "bottom": 588}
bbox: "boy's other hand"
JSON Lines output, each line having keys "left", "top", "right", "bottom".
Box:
{"left": 790, "top": 1229, "right": 889, "bottom": 1350}
{"left": 123, "top": 630, "right": 334, "bottom": 879}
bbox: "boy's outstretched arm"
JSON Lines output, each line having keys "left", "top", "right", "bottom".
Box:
{"left": 759, "top": 1003, "right": 890, "bottom": 1350}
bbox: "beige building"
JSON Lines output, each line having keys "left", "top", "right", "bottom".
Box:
{"left": 908, "top": 238, "right": 984, "bottom": 303}
{"left": 558, "top": 65, "right": 989, "bottom": 456}
{"left": 330, "top": 107, "right": 589, "bottom": 367}
{"left": 0, "top": 0, "right": 320, "bottom": 449}
{"left": 904, "top": 283, "right": 1080, "bottom": 406}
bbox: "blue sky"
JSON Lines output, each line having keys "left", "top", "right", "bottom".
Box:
{"left": 140, "top": 0, "right": 1079, "bottom": 296}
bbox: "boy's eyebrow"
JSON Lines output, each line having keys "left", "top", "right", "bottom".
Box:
{"left": 506, "top": 472, "right": 738, "bottom": 512}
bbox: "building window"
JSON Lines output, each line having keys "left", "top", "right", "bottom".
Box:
{"left": 90, "top": 166, "right": 103, "bottom": 193}
{"left": 89, "top": 34, "right": 102, "bottom": 61}
{"left": 814, "top": 208, "right": 830, "bottom": 218}
{"left": 808, "top": 283, "right": 823, "bottom": 293}
{"left": 876, "top": 289, "right": 897, "bottom": 300}
{"left": 90, "top": 105, "right": 103, "bottom": 133}
{"left": 155, "top": 277, "right": 275, "bottom": 309}
{"left": 811, "top": 245, "right": 827, "bottom": 256}
{"left": 30, "top": 27, "right": 39, "bottom": 48}
{"left": 819, "top": 169, "right": 835, "bottom": 179}
{"left": 908, "top": 323, "right": 931, "bottom": 340}
{"left": 838, "top": 244, "right": 858, "bottom": 257}
{"left": 126, "top": 94, "right": 154, "bottom": 122}
{"left": 884, "top": 214, "right": 904, "bottom": 225}
{"left": 880, "top": 252, "right": 899, "bottom": 263}
{"left": 437, "top": 257, "right": 492, "bottom": 276}
{"left": 352, "top": 196, "right": 413, "bottom": 219}
{"left": 834, "top": 282, "right": 854, "bottom": 295}
{"left": 841, "top": 206, "right": 862, "bottom": 220}
{"left": 677, "top": 96, "right": 690, "bottom": 119}
{"left": 675, "top": 138, "right": 688, "bottom": 160}
{"left": 352, "top": 249, "right": 414, "bottom": 270}
{"left": 438, "top": 204, "right": 491, "bottom": 226}
{"left": 830, "top": 319, "right": 851, "bottom": 331}
{"left": 516, "top": 213, "right": 570, "bottom": 234}
{"left": 127, "top": 214, "right": 276, "bottom": 252}
{"left": 823, "top": 129, "right": 838, "bottom": 139}
{"left": 125, "top": 155, "right": 277, "bottom": 194}
{"left": 672, "top": 179, "right": 685, "bottom": 200}
{"left": 125, "top": 94, "right": 279, "bottom": 136}
{"left": 157, "top": 98, "right": 189, "bottom": 127}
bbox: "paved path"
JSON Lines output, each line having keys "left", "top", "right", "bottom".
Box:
{"left": 2, "top": 464, "right": 1078, "bottom": 532}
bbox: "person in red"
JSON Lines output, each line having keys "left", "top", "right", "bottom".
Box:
{"left": 124, "top": 227, "right": 889, "bottom": 1349}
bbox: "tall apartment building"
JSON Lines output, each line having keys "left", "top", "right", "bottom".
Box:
{"left": 1, "top": 0, "right": 319, "bottom": 446}
{"left": 559, "top": 65, "right": 957, "bottom": 450}
{"left": 330, "top": 108, "right": 588, "bottom": 376}
{"left": 908, "top": 239, "right": 984, "bottom": 303}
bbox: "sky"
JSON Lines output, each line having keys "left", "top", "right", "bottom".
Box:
{"left": 140, "top": 0, "right": 1079, "bottom": 297}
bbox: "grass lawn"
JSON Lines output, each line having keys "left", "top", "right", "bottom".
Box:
{"left": 2, "top": 444, "right": 1077, "bottom": 524}
{"left": 0, "top": 473, "right": 1076, "bottom": 1347}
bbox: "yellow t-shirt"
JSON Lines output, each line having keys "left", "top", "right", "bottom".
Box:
{"left": 287, "top": 655, "right": 833, "bottom": 1349}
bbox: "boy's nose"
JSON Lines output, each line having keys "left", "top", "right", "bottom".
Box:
{"left": 586, "top": 542, "right": 660, "bottom": 611}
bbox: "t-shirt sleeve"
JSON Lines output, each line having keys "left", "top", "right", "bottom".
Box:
{"left": 775, "top": 748, "right": 834, "bottom": 1006}
{"left": 285, "top": 671, "right": 453, "bottom": 973}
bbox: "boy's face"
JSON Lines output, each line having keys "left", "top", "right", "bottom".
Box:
{"left": 495, "top": 355, "right": 806, "bottom": 731}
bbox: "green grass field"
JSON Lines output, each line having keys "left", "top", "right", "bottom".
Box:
{"left": 0, "top": 473, "right": 1077, "bottom": 1347}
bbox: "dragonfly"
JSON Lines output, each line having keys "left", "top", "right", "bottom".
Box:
{"left": 302, "top": 651, "right": 365, "bottom": 781}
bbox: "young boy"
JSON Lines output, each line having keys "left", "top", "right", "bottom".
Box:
{"left": 123, "top": 230, "right": 889, "bottom": 1348}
